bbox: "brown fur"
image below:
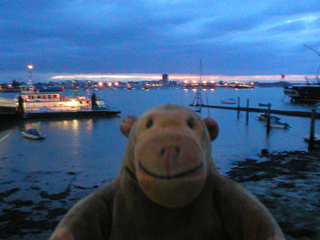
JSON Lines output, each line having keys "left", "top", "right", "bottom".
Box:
{"left": 49, "top": 104, "right": 285, "bottom": 240}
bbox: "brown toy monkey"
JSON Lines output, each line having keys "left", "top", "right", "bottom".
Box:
{"left": 49, "top": 104, "right": 285, "bottom": 240}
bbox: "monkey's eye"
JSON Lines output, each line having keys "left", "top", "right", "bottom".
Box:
{"left": 187, "top": 119, "right": 194, "bottom": 129}
{"left": 146, "top": 119, "right": 153, "bottom": 128}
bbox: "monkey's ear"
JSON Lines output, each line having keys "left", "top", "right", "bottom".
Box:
{"left": 120, "top": 116, "right": 138, "bottom": 138}
{"left": 203, "top": 118, "right": 219, "bottom": 141}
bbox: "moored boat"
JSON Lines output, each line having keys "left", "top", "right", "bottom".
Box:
{"left": 259, "top": 103, "right": 270, "bottom": 107}
{"left": 266, "top": 121, "right": 291, "bottom": 129}
{"left": 234, "top": 82, "right": 254, "bottom": 89}
{"left": 21, "top": 128, "right": 45, "bottom": 139}
{"left": 303, "top": 133, "right": 320, "bottom": 143}
{"left": 257, "top": 113, "right": 280, "bottom": 121}
{"left": 13, "top": 83, "right": 120, "bottom": 119}
{"left": 221, "top": 98, "right": 236, "bottom": 104}
{"left": 284, "top": 84, "right": 320, "bottom": 103}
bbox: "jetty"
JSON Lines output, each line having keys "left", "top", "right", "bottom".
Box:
{"left": 191, "top": 101, "right": 320, "bottom": 150}
{"left": 190, "top": 104, "right": 320, "bottom": 119}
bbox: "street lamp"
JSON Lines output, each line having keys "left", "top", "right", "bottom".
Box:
{"left": 28, "top": 65, "right": 33, "bottom": 80}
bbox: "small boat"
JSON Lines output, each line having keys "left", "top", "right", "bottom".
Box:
{"left": 257, "top": 113, "right": 280, "bottom": 121}
{"left": 259, "top": 103, "right": 270, "bottom": 107}
{"left": 21, "top": 128, "right": 45, "bottom": 139}
{"left": 266, "top": 121, "right": 290, "bottom": 129}
{"left": 303, "top": 133, "right": 320, "bottom": 143}
{"left": 221, "top": 98, "right": 236, "bottom": 104}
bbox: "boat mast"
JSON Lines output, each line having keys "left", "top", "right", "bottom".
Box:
{"left": 304, "top": 45, "right": 320, "bottom": 84}
{"left": 191, "top": 60, "right": 204, "bottom": 108}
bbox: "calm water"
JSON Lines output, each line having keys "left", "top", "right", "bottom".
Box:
{"left": 0, "top": 87, "right": 319, "bottom": 186}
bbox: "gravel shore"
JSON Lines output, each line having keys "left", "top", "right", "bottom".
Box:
{"left": 227, "top": 150, "right": 320, "bottom": 240}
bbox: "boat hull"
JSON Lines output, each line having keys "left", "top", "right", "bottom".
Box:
{"left": 284, "top": 85, "right": 320, "bottom": 103}
{"left": 257, "top": 113, "right": 280, "bottom": 121}
{"left": 268, "top": 123, "right": 290, "bottom": 129}
{"left": 304, "top": 134, "right": 320, "bottom": 143}
{"left": 21, "top": 129, "right": 45, "bottom": 139}
{"left": 221, "top": 98, "right": 236, "bottom": 104}
{"left": 22, "top": 110, "right": 121, "bottom": 119}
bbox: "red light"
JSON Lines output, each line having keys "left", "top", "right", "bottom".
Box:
{"left": 25, "top": 98, "right": 30, "bottom": 102}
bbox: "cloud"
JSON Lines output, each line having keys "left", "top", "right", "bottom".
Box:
{"left": 0, "top": 0, "right": 319, "bottom": 82}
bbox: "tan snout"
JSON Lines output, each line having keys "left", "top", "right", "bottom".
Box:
{"left": 135, "top": 131, "right": 207, "bottom": 208}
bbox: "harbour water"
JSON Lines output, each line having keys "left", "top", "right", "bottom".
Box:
{"left": 0, "top": 87, "right": 319, "bottom": 239}
{"left": 0, "top": 87, "right": 319, "bottom": 179}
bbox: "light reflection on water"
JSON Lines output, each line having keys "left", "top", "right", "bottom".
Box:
{"left": 0, "top": 87, "right": 319, "bottom": 181}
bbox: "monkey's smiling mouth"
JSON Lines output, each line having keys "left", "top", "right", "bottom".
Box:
{"left": 138, "top": 162, "right": 204, "bottom": 179}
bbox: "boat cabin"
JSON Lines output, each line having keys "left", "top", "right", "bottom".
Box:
{"left": 15, "top": 91, "right": 92, "bottom": 112}
{"left": 21, "top": 92, "right": 62, "bottom": 102}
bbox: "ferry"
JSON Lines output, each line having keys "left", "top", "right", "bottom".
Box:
{"left": 13, "top": 83, "right": 120, "bottom": 119}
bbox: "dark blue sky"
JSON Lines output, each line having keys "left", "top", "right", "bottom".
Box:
{"left": 1, "top": 0, "right": 320, "bottom": 82}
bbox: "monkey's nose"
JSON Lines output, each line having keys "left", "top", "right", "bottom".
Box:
{"left": 160, "top": 146, "right": 180, "bottom": 157}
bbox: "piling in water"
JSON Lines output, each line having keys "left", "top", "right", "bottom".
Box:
{"left": 266, "top": 104, "right": 271, "bottom": 134}
{"left": 308, "top": 109, "right": 316, "bottom": 151}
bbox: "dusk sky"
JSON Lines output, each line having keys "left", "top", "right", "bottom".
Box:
{"left": 1, "top": 0, "right": 320, "bottom": 83}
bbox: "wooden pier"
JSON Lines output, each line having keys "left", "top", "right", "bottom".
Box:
{"left": 190, "top": 101, "right": 320, "bottom": 149}
{"left": 190, "top": 104, "right": 320, "bottom": 119}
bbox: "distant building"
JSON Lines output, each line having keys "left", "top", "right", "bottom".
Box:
{"left": 162, "top": 74, "right": 169, "bottom": 85}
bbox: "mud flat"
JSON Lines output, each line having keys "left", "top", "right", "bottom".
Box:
{"left": 0, "top": 151, "right": 319, "bottom": 239}
{"left": 227, "top": 150, "right": 320, "bottom": 240}
{"left": 0, "top": 170, "right": 106, "bottom": 240}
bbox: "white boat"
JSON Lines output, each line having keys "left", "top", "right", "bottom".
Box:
{"left": 303, "top": 134, "right": 320, "bottom": 143}
{"left": 266, "top": 121, "right": 290, "bottom": 129}
{"left": 14, "top": 83, "right": 113, "bottom": 114}
{"left": 257, "top": 113, "right": 280, "bottom": 121}
{"left": 21, "top": 128, "right": 45, "bottom": 139}
{"left": 221, "top": 98, "right": 236, "bottom": 104}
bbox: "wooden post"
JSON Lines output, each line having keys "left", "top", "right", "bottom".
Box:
{"left": 237, "top": 97, "right": 240, "bottom": 119}
{"left": 17, "top": 95, "right": 25, "bottom": 119}
{"left": 308, "top": 109, "right": 316, "bottom": 151}
{"left": 266, "top": 103, "right": 271, "bottom": 134}
{"left": 246, "top": 99, "right": 249, "bottom": 122}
